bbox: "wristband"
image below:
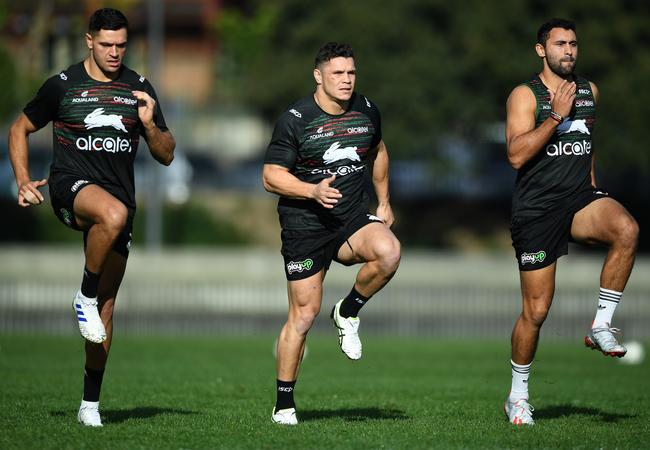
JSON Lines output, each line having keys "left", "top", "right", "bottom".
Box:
{"left": 549, "top": 110, "right": 563, "bottom": 123}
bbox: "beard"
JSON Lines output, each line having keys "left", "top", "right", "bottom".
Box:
{"left": 547, "top": 55, "right": 576, "bottom": 77}
{"left": 92, "top": 52, "right": 122, "bottom": 74}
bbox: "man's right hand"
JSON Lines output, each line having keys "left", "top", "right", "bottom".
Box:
{"left": 18, "top": 179, "right": 47, "bottom": 207}
{"left": 311, "top": 175, "right": 342, "bottom": 209}
{"left": 549, "top": 79, "right": 576, "bottom": 119}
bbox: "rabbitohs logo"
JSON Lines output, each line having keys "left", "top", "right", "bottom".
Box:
{"left": 83, "top": 108, "right": 127, "bottom": 132}
{"left": 557, "top": 118, "right": 590, "bottom": 135}
{"left": 520, "top": 251, "right": 546, "bottom": 265}
{"left": 286, "top": 259, "right": 314, "bottom": 274}
{"left": 323, "top": 142, "right": 360, "bottom": 164}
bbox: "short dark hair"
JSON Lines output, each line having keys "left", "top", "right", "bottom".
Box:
{"left": 88, "top": 8, "right": 129, "bottom": 34}
{"left": 314, "top": 42, "right": 354, "bottom": 68}
{"left": 537, "top": 19, "right": 576, "bottom": 46}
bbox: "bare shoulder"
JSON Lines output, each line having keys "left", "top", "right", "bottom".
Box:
{"left": 507, "top": 84, "right": 536, "bottom": 110}
{"left": 506, "top": 84, "right": 537, "bottom": 122}
{"left": 506, "top": 84, "right": 538, "bottom": 145}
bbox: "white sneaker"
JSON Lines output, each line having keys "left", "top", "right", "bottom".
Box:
{"left": 272, "top": 407, "right": 298, "bottom": 425}
{"left": 77, "top": 400, "right": 103, "bottom": 427}
{"left": 73, "top": 291, "right": 106, "bottom": 343}
{"left": 504, "top": 398, "right": 535, "bottom": 425}
{"left": 585, "top": 324, "right": 627, "bottom": 357}
{"left": 330, "top": 299, "right": 362, "bottom": 360}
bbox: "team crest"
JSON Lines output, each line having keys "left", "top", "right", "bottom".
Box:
{"left": 84, "top": 108, "right": 127, "bottom": 133}
{"left": 323, "top": 142, "right": 360, "bottom": 165}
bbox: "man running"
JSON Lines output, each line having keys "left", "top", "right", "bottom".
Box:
{"left": 8, "top": 8, "right": 175, "bottom": 427}
{"left": 504, "top": 18, "right": 639, "bottom": 425}
{"left": 263, "top": 42, "right": 400, "bottom": 425}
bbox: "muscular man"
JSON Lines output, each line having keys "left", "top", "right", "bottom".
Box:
{"left": 504, "top": 19, "right": 639, "bottom": 425}
{"left": 8, "top": 8, "right": 175, "bottom": 426}
{"left": 263, "top": 42, "right": 401, "bottom": 425}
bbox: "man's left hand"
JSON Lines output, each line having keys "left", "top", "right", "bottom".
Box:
{"left": 132, "top": 90, "right": 156, "bottom": 129}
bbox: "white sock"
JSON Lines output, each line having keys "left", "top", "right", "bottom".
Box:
{"left": 80, "top": 400, "right": 99, "bottom": 409}
{"left": 592, "top": 287, "right": 622, "bottom": 328}
{"left": 509, "top": 360, "right": 531, "bottom": 402}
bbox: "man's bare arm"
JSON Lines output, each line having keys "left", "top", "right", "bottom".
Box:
{"left": 8, "top": 113, "right": 48, "bottom": 206}
{"left": 506, "top": 80, "right": 576, "bottom": 169}
{"left": 262, "top": 164, "right": 342, "bottom": 209}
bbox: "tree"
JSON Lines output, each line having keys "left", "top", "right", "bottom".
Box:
{"left": 0, "top": 3, "right": 18, "bottom": 122}
{"left": 215, "top": 0, "right": 650, "bottom": 177}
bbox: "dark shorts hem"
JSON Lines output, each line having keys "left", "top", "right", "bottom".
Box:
{"left": 281, "top": 213, "right": 384, "bottom": 281}
{"left": 49, "top": 173, "right": 135, "bottom": 259}
{"left": 511, "top": 187, "right": 609, "bottom": 271}
{"left": 50, "top": 176, "right": 96, "bottom": 231}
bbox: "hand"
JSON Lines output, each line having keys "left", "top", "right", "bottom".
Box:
{"left": 132, "top": 90, "right": 156, "bottom": 129}
{"left": 18, "top": 179, "right": 47, "bottom": 207}
{"left": 311, "top": 175, "right": 342, "bottom": 209}
{"left": 376, "top": 202, "right": 395, "bottom": 227}
{"left": 548, "top": 80, "right": 576, "bottom": 119}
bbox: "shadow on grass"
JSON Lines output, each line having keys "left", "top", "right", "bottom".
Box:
{"left": 51, "top": 407, "right": 198, "bottom": 423}
{"left": 299, "top": 407, "right": 408, "bottom": 422}
{"left": 535, "top": 404, "right": 636, "bottom": 423}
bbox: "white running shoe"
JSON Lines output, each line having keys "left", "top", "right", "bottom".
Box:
{"left": 271, "top": 407, "right": 298, "bottom": 425}
{"left": 73, "top": 290, "right": 106, "bottom": 343}
{"left": 504, "top": 398, "right": 535, "bottom": 425}
{"left": 330, "top": 299, "right": 362, "bottom": 360}
{"left": 585, "top": 324, "right": 627, "bottom": 357}
{"left": 78, "top": 400, "right": 103, "bottom": 427}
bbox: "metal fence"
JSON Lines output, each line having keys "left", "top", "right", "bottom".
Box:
{"left": 1, "top": 247, "right": 648, "bottom": 339}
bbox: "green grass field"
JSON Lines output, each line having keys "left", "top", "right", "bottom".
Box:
{"left": 1, "top": 334, "right": 648, "bottom": 449}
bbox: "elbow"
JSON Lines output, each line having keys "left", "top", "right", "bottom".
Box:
{"left": 262, "top": 166, "right": 277, "bottom": 193}
{"left": 372, "top": 174, "right": 387, "bottom": 186}
{"left": 163, "top": 136, "right": 176, "bottom": 166}
{"left": 506, "top": 139, "right": 528, "bottom": 170}
{"left": 8, "top": 122, "right": 22, "bottom": 146}
{"left": 507, "top": 151, "right": 523, "bottom": 170}
{"left": 159, "top": 140, "right": 175, "bottom": 166}
{"left": 508, "top": 157, "right": 523, "bottom": 170}
{"left": 262, "top": 175, "right": 274, "bottom": 193}
{"left": 156, "top": 152, "right": 173, "bottom": 166}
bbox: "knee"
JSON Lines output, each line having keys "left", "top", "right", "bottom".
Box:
{"left": 522, "top": 298, "right": 551, "bottom": 327}
{"left": 291, "top": 304, "right": 320, "bottom": 335}
{"left": 374, "top": 236, "right": 401, "bottom": 276}
{"left": 616, "top": 215, "right": 639, "bottom": 251}
{"left": 101, "top": 203, "right": 128, "bottom": 234}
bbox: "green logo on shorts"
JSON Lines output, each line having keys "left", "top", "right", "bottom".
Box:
{"left": 521, "top": 250, "right": 546, "bottom": 265}
{"left": 60, "top": 208, "right": 72, "bottom": 226}
{"left": 286, "top": 258, "right": 314, "bottom": 275}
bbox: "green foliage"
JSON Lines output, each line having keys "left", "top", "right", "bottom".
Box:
{"left": 154, "top": 201, "right": 249, "bottom": 246}
{"left": 215, "top": 0, "right": 650, "bottom": 174}
{"left": 213, "top": 3, "right": 279, "bottom": 104}
{"left": 0, "top": 3, "right": 6, "bottom": 25}
{"left": 1, "top": 335, "right": 649, "bottom": 449}
{"left": 0, "top": 4, "right": 17, "bottom": 122}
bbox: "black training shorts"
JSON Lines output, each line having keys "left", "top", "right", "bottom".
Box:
{"left": 281, "top": 212, "right": 384, "bottom": 281}
{"left": 511, "top": 187, "right": 609, "bottom": 271}
{"left": 49, "top": 173, "right": 134, "bottom": 259}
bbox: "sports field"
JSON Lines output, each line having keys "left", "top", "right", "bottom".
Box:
{"left": 1, "top": 334, "right": 648, "bottom": 449}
